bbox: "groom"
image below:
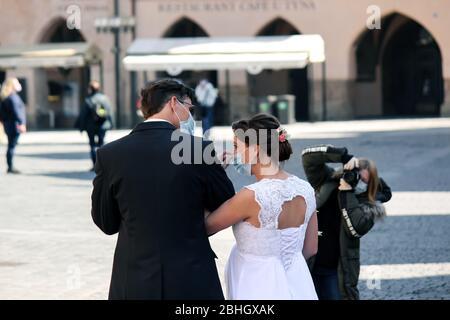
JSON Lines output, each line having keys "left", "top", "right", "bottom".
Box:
{"left": 91, "top": 79, "right": 235, "bottom": 299}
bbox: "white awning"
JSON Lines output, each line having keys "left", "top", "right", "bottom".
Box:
{"left": 123, "top": 35, "right": 325, "bottom": 75}
{"left": 0, "top": 43, "right": 102, "bottom": 69}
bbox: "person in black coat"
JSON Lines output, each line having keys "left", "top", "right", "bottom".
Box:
{"left": 75, "top": 80, "right": 113, "bottom": 170}
{"left": 302, "top": 145, "right": 392, "bottom": 300}
{"left": 91, "top": 79, "right": 235, "bottom": 300}
{"left": 0, "top": 78, "right": 27, "bottom": 174}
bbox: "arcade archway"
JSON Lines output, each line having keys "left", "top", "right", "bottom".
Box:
{"left": 39, "top": 18, "right": 89, "bottom": 128}
{"left": 355, "top": 13, "right": 444, "bottom": 117}
{"left": 248, "top": 18, "right": 309, "bottom": 121}
{"left": 159, "top": 17, "right": 217, "bottom": 88}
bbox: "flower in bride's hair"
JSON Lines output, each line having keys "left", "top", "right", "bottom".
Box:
{"left": 277, "top": 127, "right": 288, "bottom": 142}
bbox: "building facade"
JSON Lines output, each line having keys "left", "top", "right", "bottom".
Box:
{"left": 0, "top": 0, "right": 135, "bottom": 129}
{"left": 1, "top": 0, "right": 449, "bottom": 128}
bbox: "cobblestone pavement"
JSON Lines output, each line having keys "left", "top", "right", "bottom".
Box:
{"left": 0, "top": 118, "right": 449, "bottom": 299}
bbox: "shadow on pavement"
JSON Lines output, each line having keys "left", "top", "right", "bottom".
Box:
{"left": 20, "top": 152, "right": 90, "bottom": 161}
{"left": 33, "top": 171, "right": 95, "bottom": 181}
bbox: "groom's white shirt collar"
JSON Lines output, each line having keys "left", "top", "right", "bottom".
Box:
{"left": 144, "top": 118, "right": 172, "bottom": 124}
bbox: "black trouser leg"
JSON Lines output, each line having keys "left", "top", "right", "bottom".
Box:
{"left": 87, "top": 130, "right": 97, "bottom": 166}
{"left": 6, "top": 133, "right": 20, "bottom": 170}
{"left": 97, "top": 128, "right": 106, "bottom": 148}
{"left": 88, "top": 129, "right": 107, "bottom": 166}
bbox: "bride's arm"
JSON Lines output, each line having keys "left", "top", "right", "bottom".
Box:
{"left": 302, "top": 211, "right": 318, "bottom": 260}
{"left": 205, "top": 188, "right": 259, "bottom": 235}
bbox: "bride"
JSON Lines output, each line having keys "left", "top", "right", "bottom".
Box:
{"left": 205, "top": 113, "right": 318, "bottom": 300}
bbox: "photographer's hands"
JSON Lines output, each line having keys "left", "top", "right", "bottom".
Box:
{"left": 339, "top": 178, "right": 353, "bottom": 191}
{"left": 344, "top": 157, "right": 359, "bottom": 171}
{"left": 340, "top": 157, "right": 359, "bottom": 190}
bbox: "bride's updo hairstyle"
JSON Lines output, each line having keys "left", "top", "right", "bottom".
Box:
{"left": 232, "top": 113, "right": 293, "bottom": 162}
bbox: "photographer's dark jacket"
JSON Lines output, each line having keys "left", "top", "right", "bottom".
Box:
{"left": 302, "top": 145, "right": 392, "bottom": 300}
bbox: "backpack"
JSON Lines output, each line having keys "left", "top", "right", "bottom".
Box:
{"left": 87, "top": 96, "right": 109, "bottom": 125}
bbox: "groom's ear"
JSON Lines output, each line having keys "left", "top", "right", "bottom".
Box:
{"left": 163, "top": 96, "right": 175, "bottom": 114}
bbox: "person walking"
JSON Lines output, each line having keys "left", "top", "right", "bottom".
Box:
{"left": 75, "top": 80, "right": 113, "bottom": 170}
{"left": 195, "top": 79, "right": 218, "bottom": 138}
{"left": 0, "top": 78, "right": 27, "bottom": 174}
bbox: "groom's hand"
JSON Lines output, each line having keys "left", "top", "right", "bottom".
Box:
{"left": 220, "top": 151, "right": 234, "bottom": 169}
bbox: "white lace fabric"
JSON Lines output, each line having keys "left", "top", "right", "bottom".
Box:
{"left": 233, "top": 175, "right": 316, "bottom": 270}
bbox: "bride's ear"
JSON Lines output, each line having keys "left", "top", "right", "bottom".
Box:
{"left": 250, "top": 144, "right": 260, "bottom": 163}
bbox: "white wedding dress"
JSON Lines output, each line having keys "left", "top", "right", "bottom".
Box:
{"left": 225, "top": 175, "right": 318, "bottom": 300}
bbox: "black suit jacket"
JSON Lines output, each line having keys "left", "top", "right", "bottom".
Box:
{"left": 91, "top": 121, "right": 235, "bottom": 300}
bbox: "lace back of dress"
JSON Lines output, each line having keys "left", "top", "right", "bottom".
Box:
{"left": 248, "top": 176, "right": 316, "bottom": 230}
{"left": 244, "top": 176, "right": 317, "bottom": 270}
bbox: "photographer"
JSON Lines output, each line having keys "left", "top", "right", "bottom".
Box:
{"left": 301, "top": 145, "right": 392, "bottom": 300}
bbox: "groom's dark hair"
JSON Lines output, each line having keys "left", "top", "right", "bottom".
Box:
{"left": 140, "top": 78, "right": 195, "bottom": 118}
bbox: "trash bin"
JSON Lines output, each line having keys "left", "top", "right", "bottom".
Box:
{"left": 250, "top": 95, "right": 295, "bottom": 124}
{"left": 274, "top": 94, "right": 296, "bottom": 124}
{"left": 36, "top": 110, "right": 55, "bottom": 129}
{"left": 251, "top": 95, "right": 278, "bottom": 115}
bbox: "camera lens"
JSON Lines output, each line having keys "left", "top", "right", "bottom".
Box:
{"left": 343, "top": 169, "right": 360, "bottom": 188}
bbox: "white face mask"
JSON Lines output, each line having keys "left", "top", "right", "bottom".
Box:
{"left": 354, "top": 180, "right": 368, "bottom": 194}
{"left": 13, "top": 79, "right": 22, "bottom": 93}
{"left": 174, "top": 100, "right": 196, "bottom": 136}
{"left": 233, "top": 153, "right": 252, "bottom": 176}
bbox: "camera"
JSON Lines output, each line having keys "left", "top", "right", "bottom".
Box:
{"left": 342, "top": 168, "right": 360, "bottom": 188}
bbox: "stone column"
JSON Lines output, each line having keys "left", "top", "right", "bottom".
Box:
{"left": 441, "top": 79, "right": 450, "bottom": 117}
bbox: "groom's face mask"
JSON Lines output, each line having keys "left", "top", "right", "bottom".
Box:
{"left": 174, "top": 97, "right": 196, "bottom": 135}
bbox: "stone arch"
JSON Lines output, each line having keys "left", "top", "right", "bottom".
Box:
{"left": 36, "top": 16, "right": 89, "bottom": 128}
{"left": 249, "top": 17, "right": 309, "bottom": 121}
{"left": 38, "top": 16, "right": 85, "bottom": 43}
{"left": 161, "top": 16, "right": 209, "bottom": 38}
{"left": 352, "top": 12, "right": 444, "bottom": 117}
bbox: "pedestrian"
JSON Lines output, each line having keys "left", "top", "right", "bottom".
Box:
{"left": 75, "top": 80, "right": 113, "bottom": 171}
{"left": 0, "top": 78, "right": 27, "bottom": 174}
{"left": 195, "top": 79, "right": 218, "bottom": 138}
{"left": 301, "top": 145, "right": 392, "bottom": 300}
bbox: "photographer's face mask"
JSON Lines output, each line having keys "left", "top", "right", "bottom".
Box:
{"left": 354, "top": 180, "right": 368, "bottom": 194}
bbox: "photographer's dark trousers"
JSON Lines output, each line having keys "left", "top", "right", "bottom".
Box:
{"left": 6, "top": 132, "right": 20, "bottom": 170}
{"left": 312, "top": 266, "right": 341, "bottom": 300}
{"left": 87, "top": 128, "right": 106, "bottom": 165}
